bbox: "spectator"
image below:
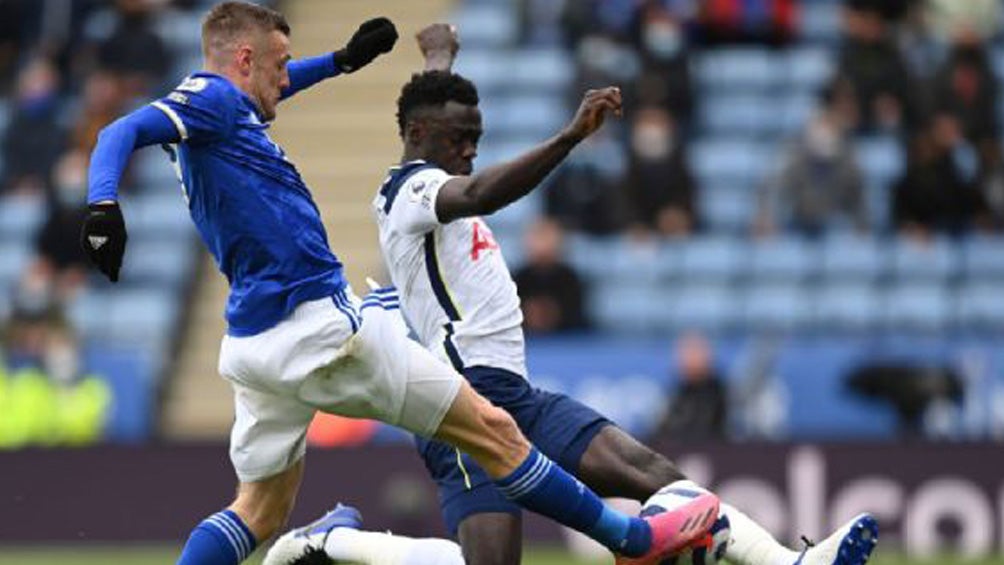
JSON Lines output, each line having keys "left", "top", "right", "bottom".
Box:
{"left": 629, "top": 1, "right": 693, "bottom": 125}
{"left": 892, "top": 116, "right": 986, "bottom": 238}
{"left": 71, "top": 70, "right": 125, "bottom": 154}
{"left": 513, "top": 219, "right": 587, "bottom": 333}
{"left": 33, "top": 150, "right": 90, "bottom": 302}
{"left": 655, "top": 332, "right": 728, "bottom": 441}
{"left": 544, "top": 127, "right": 628, "bottom": 235}
{"left": 925, "top": 0, "right": 1001, "bottom": 45}
{"left": 2, "top": 57, "right": 67, "bottom": 196}
{"left": 624, "top": 104, "right": 697, "bottom": 238}
{"left": 836, "top": 1, "right": 917, "bottom": 132}
{"left": 930, "top": 39, "right": 999, "bottom": 171}
{"left": 94, "top": 0, "right": 173, "bottom": 98}
{"left": 757, "top": 81, "right": 867, "bottom": 237}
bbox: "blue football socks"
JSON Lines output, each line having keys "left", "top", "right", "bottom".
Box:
{"left": 494, "top": 448, "right": 651, "bottom": 557}
{"left": 177, "top": 509, "right": 257, "bottom": 565}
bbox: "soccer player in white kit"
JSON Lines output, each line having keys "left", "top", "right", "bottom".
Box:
{"left": 369, "top": 23, "right": 880, "bottom": 565}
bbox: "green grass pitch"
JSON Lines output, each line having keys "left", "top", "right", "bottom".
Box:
{"left": 0, "top": 547, "right": 1002, "bottom": 564}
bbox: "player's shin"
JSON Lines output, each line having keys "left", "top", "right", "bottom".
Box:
{"left": 719, "top": 502, "right": 800, "bottom": 565}
{"left": 177, "top": 510, "right": 258, "bottom": 565}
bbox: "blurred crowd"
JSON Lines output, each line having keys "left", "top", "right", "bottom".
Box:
{"left": 0, "top": 0, "right": 202, "bottom": 445}
{"left": 503, "top": 0, "right": 1004, "bottom": 335}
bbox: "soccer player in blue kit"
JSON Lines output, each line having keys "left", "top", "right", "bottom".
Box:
{"left": 366, "top": 23, "right": 881, "bottom": 565}
{"left": 80, "top": 2, "right": 720, "bottom": 564}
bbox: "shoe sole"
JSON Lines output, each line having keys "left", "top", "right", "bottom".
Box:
{"left": 833, "top": 514, "right": 879, "bottom": 565}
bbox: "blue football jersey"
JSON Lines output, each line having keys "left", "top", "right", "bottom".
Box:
{"left": 151, "top": 72, "right": 346, "bottom": 336}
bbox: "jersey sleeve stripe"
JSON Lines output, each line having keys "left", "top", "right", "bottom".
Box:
{"left": 150, "top": 101, "right": 189, "bottom": 140}
{"left": 423, "top": 231, "right": 462, "bottom": 321}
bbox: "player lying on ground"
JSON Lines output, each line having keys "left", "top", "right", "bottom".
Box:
{"left": 80, "top": 2, "right": 717, "bottom": 564}
{"left": 262, "top": 503, "right": 464, "bottom": 565}
{"left": 361, "top": 23, "right": 876, "bottom": 565}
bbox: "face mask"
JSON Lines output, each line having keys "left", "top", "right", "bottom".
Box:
{"left": 806, "top": 120, "right": 839, "bottom": 159}
{"left": 644, "top": 22, "right": 683, "bottom": 60}
{"left": 45, "top": 343, "right": 80, "bottom": 385}
{"left": 633, "top": 124, "right": 673, "bottom": 161}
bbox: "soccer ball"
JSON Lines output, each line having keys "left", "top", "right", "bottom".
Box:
{"left": 640, "top": 480, "right": 731, "bottom": 565}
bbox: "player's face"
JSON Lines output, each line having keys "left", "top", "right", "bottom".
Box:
{"left": 424, "top": 102, "right": 482, "bottom": 175}
{"left": 251, "top": 30, "right": 291, "bottom": 121}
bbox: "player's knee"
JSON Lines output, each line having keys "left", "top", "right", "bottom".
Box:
{"left": 480, "top": 405, "right": 527, "bottom": 467}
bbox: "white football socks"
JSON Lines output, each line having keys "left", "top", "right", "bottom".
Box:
{"left": 323, "top": 528, "right": 464, "bottom": 565}
{"left": 721, "top": 502, "right": 800, "bottom": 565}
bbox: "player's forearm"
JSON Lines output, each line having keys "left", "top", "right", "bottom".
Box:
{"left": 281, "top": 53, "right": 341, "bottom": 100}
{"left": 423, "top": 49, "right": 455, "bottom": 72}
{"left": 88, "top": 105, "right": 179, "bottom": 203}
{"left": 464, "top": 132, "right": 578, "bottom": 214}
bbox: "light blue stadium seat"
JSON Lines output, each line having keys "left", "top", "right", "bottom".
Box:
{"left": 666, "top": 283, "right": 739, "bottom": 332}
{"left": 961, "top": 236, "right": 1004, "bottom": 279}
{"left": 567, "top": 235, "right": 619, "bottom": 279}
{"left": 694, "top": 49, "right": 781, "bottom": 91}
{"left": 799, "top": 1, "right": 842, "bottom": 44}
{"left": 66, "top": 290, "right": 112, "bottom": 339}
{"left": 854, "top": 136, "right": 905, "bottom": 189}
{"left": 497, "top": 94, "right": 566, "bottom": 137}
{"left": 992, "top": 47, "right": 1004, "bottom": 81}
{"left": 748, "top": 237, "right": 818, "bottom": 281}
{"left": 120, "top": 238, "right": 196, "bottom": 290}
{"left": 475, "top": 137, "right": 539, "bottom": 168}
{"left": 0, "top": 239, "right": 31, "bottom": 291}
{"left": 453, "top": 50, "right": 510, "bottom": 94}
{"left": 134, "top": 145, "right": 178, "bottom": 188}
{"left": 699, "top": 94, "right": 774, "bottom": 136}
{"left": 743, "top": 283, "right": 813, "bottom": 331}
{"left": 590, "top": 280, "right": 662, "bottom": 333}
{"left": 108, "top": 288, "right": 179, "bottom": 346}
{"left": 689, "top": 138, "right": 774, "bottom": 187}
{"left": 124, "top": 191, "right": 193, "bottom": 238}
{"left": 784, "top": 47, "right": 835, "bottom": 91}
{"left": 956, "top": 282, "right": 1004, "bottom": 329}
{"left": 509, "top": 48, "right": 574, "bottom": 92}
{"left": 451, "top": 4, "right": 517, "bottom": 48}
{"left": 776, "top": 93, "right": 816, "bottom": 135}
{"left": 820, "top": 234, "right": 886, "bottom": 282}
{"left": 678, "top": 236, "right": 746, "bottom": 280}
{"left": 814, "top": 282, "right": 882, "bottom": 330}
{"left": 883, "top": 283, "right": 952, "bottom": 331}
{"left": 0, "top": 194, "right": 46, "bottom": 241}
{"left": 699, "top": 183, "right": 756, "bottom": 233}
{"left": 488, "top": 190, "right": 539, "bottom": 234}
{"left": 890, "top": 237, "right": 959, "bottom": 282}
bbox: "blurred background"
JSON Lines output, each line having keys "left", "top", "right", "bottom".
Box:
{"left": 1, "top": 0, "right": 1004, "bottom": 563}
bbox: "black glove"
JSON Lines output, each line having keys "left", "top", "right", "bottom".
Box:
{"left": 334, "top": 17, "right": 398, "bottom": 73}
{"left": 81, "top": 202, "right": 127, "bottom": 283}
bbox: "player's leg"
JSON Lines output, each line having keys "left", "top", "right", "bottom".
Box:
{"left": 177, "top": 361, "right": 316, "bottom": 565}
{"left": 324, "top": 300, "right": 719, "bottom": 561}
{"left": 457, "top": 513, "right": 523, "bottom": 565}
{"left": 415, "top": 433, "right": 523, "bottom": 565}
{"left": 263, "top": 503, "right": 466, "bottom": 565}
{"left": 575, "top": 425, "right": 878, "bottom": 565}
{"left": 177, "top": 455, "right": 304, "bottom": 565}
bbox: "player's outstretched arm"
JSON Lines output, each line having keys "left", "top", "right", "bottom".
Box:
{"left": 82, "top": 106, "right": 180, "bottom": 282}
{"left": 281, "top": 17, "right": 398, "bottom": 101}
{"left": 435, "top": 86, "right": 622, "bottom": 223}
{"left": 417, "top": 23, "right": 458, "bottom": 72}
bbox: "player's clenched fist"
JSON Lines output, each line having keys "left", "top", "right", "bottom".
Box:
{"left": 80, "top": 201, "right": 127, "bottom": 283}
{"left": 561, "top": 86, "right": 622, "bottom": 144}
{"left": 335, "top": 17, "right": 399, "bottom": 73}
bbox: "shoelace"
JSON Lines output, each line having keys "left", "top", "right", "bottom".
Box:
{"left": 793, "top": 535, "right": 817, "bottom": 565}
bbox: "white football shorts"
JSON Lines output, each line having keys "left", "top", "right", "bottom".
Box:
{"left": 218, "top": 287, "right": 462, "bottom": 483}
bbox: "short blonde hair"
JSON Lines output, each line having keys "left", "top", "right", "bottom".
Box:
{"left": 201, "top": 1, "right": 290, "bottom": 58}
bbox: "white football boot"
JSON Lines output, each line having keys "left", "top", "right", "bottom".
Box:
{"left": 793, "top": 513, "right": 878, "bottom": 565}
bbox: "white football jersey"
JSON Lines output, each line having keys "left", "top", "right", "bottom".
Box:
{"left": 373, "top": 161, "right": 527, "bottom": 378}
